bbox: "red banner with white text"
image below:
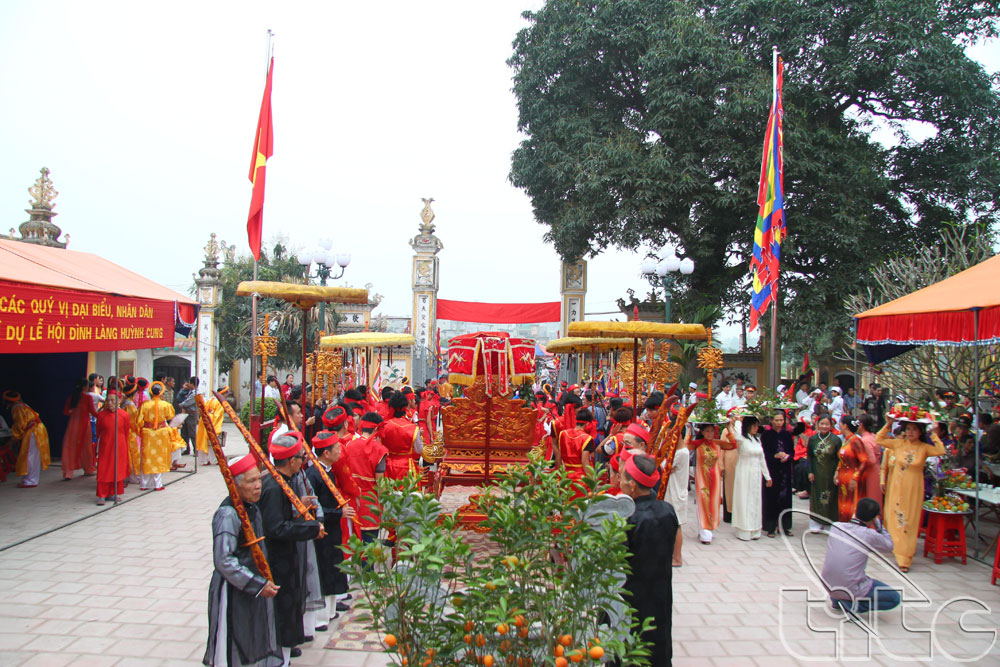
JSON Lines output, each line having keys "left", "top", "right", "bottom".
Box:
{"left": 0, "top": 282, "right": 178, "bottom": 354}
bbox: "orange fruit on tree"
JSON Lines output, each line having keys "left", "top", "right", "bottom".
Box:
{"left": 555, "top": 658, "right": 568, "bottom": 667}
{"left": 559, "top": 635, "right": 573, "bottom": 647}
{"left": 569, "top": 650, "right": 583, "bottom": 663}
{"left": 500, "top": 640, "right": 511, "bottom": 652}
{"left": 384, "top": 634, "right": 398, "bottom": 648}
{"left": 401, "top": 658, "right": 408, "bottom": 666}
{"left": 554, "top": 644, "right": 565, "bottom": 657}
{"left": 465, "top": 621, "right": 474, "bottom": 632}
{"left": 514, "top": 615, "right": 525, "bottom": 628}
{"left": 422, "top": 659, "right": 431, "bottom": 667}
{"left": 588, "top": 646, "right": 604, "bottom": 660}
{"left": 497, "top": 623, "right": 509, "bottom": 635}
{"left": 518, "top": 627, "right": 528, "bottom": 638}
{"left": 483, "top": 655, "right": 495, "bottom": 667}
{"left": 464, "top": 634, "right": 473, "bottom": 645}
{"left": 486, "top": 582, "right": 497, "bottom": 591}
{"left": 476, "top": 633, "right": 486, "bottom": 647}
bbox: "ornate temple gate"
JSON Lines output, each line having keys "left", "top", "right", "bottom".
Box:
{"left": 407, "top": 199, "right": 587, "bottom": 383}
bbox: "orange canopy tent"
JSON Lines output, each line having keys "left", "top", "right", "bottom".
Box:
{"left": 855, "top": 253, "right": 1000, "bottom": 364}
{"left": 0, "top": 239, "right": 198, "bottom": 354}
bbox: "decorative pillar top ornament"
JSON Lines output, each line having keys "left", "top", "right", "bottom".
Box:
{"left": 410, "top": 197, "right": 443, "bottom": 255}
{"left": 204, "top": 233, "right": 220, "bottom": 264}
{"left": 419, "top": 197, "right": 436, "bottom": 233}
{"left": 13, "top": 167, "right": 66, "bottom": 248}
{"left": 197, "top": 233, "right": 222, "bottom": 281}
{"left": 29, "top": 167, "right": 59, "bottom": 209}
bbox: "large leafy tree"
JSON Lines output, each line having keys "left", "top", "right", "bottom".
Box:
{"left": 508, "top": 0, "right": 1000, "bottom": 350}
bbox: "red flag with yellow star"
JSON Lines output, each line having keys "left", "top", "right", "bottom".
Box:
{"left": 246, "top": 58, "right": 274, "bottom": 261}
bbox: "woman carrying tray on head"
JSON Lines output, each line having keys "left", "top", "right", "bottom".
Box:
{"left": 876, "top": 409, "right": 946, "bottom": 572}
{"left": 684, "top": 420, "right": 736, "bottom": 544}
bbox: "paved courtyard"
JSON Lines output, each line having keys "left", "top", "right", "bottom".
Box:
{"left": 1, "top": 423, "right": 998, "bottom": 666}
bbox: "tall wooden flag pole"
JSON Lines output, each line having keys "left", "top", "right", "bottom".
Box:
{"left": 750, "top": 46, "right": 785, "bottom": 386}
{"left": 768, "top": 45, "right": 780, "bottom": 388}
{"left": 249, "top": 30, "right": 274, "bottom": 430}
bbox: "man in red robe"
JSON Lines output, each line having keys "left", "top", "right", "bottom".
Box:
{"left": 417, "top": 386, "right": 440, "bottom": 448}
{"left": 95, "top": 389, "right": 131, "bottom": 505}
{"left": 341, "top": 413, "right": 388, "bottom": 544}
{"left": 375, "top": 387, "right": 394, "bottom": 421}
{"left": 380, "top": 392, "right": 422, "bottom": 480}
{"left": 555, "top": 408, "right": 595, "bottom": 486}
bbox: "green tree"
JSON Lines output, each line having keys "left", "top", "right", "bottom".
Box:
{"left": 508, "top": 0, "right": 1000, "bottom": 353}
{"left": 208, "top": 241, "right": 343, "bottom": 375}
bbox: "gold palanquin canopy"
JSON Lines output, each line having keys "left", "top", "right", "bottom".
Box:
{"left": 236, "top": 281, "right": 369, "bottom": 310}
{"left": 567, "top": 321, "right": 709, "bottom": 340}
{"left": 320, "top": 332, "right": 416, "bottom": 349}
{"left": 545, "top": 336, "right": 635, "bottom": 354}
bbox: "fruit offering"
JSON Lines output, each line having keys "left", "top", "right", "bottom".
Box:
{"left": 923, "top": 495, "right": 970, "bottom": 513}
{"left": 942, "top": 469, "right": 977, "bottom": 489}
{"left": 889, "top": 403, "right": 941, "bottom": 422}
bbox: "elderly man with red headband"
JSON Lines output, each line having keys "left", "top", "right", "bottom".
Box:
{"left": 619, "top": 452, "right": 678, "bottom": 666}
{"left": 257, "top": 431, "right": 324, "bottom": 662}
{"left": 203, "top": 453, "right": 282, "bottom": 667}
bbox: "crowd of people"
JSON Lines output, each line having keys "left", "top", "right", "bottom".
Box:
{"left": 1, "top": 372, "right": 234, "bottom": 503}
{"left": 206, "top": 376, "right": 459, "bottom": 666}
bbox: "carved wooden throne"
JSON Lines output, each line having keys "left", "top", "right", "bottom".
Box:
{"left": 436, "top": 377, "right": 537, "bottom": 489}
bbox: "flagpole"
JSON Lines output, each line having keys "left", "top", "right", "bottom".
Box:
{"left": 768, "top": 45, "right": 780, "bottom": 388}
{"left": 249, "top": 29, "right": 273, "bottom": 429}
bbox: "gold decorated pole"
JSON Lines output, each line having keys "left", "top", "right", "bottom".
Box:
{"left": 697, "top": 328, "right": 724, "bottom": 397}
{"left": 254, "top": 314, "right": 278, "bottom": 406}
{"left": 196, "top": 394, "right": 273, "bottom": 581}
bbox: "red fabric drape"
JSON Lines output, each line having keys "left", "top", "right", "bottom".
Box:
{"left": 856, "top": 305, "right": 1000, "bottom": 346}
{"left": 437, "top": 299, "right": 559, "bottom": 323}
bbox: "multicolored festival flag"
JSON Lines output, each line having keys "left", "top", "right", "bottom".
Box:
{"left": 246, "top": 58, "right": 274, "bottom": 261}
{"left": 749, "top": 55, "right": 785, "bottom": 331}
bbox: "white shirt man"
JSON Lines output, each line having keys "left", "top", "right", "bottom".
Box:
{"left": 829, "top": 387, "right": 844, "bottom": 424}
{"left": 686, "top": 382, "right": 699, "bottom": 407}
{"left": 715, "top": 384, "right": 733, "bottom": 411}
{"left": 731, "top": 386, "right": 747, "bottom": 409}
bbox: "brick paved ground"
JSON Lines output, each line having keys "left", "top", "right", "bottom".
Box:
{"left": 1, "top": 423, "right": 998, "bottom": 666}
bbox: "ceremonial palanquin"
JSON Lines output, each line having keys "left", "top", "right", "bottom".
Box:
{"left": 433, "top": 333, "right": 537, "bottom": 511}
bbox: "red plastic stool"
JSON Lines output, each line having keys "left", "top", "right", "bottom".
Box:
{"left": 923, "top": 511, "right": 966, "bottom": 564}
{"left": 992, "top": 536, "right": 1000, "bottom": 585}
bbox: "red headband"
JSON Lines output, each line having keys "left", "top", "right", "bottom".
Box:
{"left": 312, "top": 432, "right": 339, "bottom": 449}
{"left": 624, "top": 456, "right": 659, "bottom": 488}
{"left": 322, "top": 407, "right": 349, "bottom": 429}
{"left": 625, "top": 423, "right": 650, "bottom": 444}
{"left": 270, "top": 431, "right": 305, "bottom": 460}
{"left": 358, "top": 419, "right": 379, "bottom": 431}
{"left": 229, "top": 453, "right": 258, "bottom": 476}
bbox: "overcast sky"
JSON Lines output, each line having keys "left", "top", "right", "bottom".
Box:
{"left": 2, "top": 1, "right": 996, "bottom": 345}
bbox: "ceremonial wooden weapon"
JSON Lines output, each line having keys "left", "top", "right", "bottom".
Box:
{"left": 654, "top": 402, "right": 696, "bottom": 501}
{"left": 276, "top": 388, "right": 349, "bottom": 509}
{"left": 213, "top": 391, "right": 315, "bottom": 521}
{"left": 195, "top": 394, "right": 273, "bottom": 582}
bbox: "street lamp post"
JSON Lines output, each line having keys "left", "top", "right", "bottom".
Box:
{"left": 640, "top": 244, "right": 694, "bottom": 323}
{"left": 296, "top": 237, "right": 351, "bottom": 332}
